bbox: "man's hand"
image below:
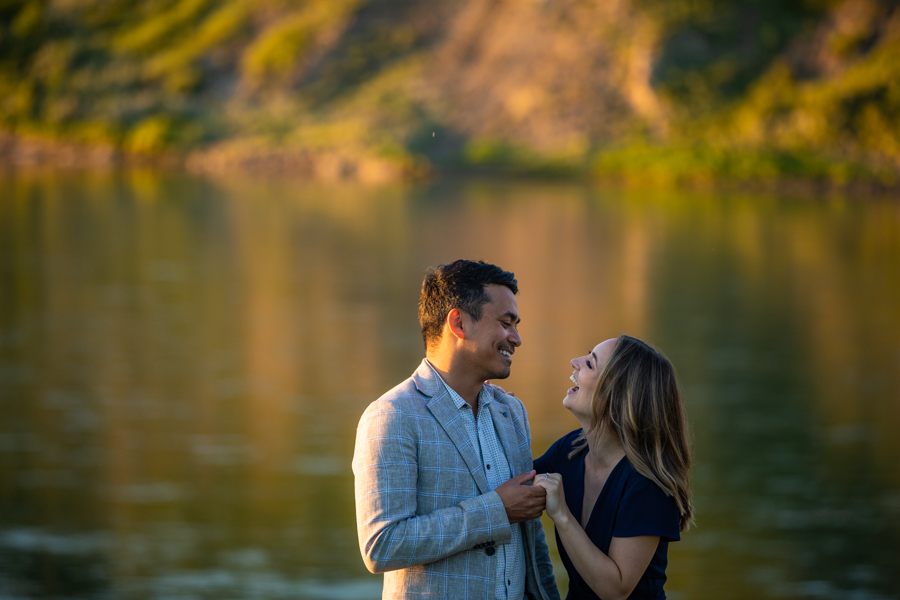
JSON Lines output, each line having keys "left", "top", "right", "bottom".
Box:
{"left": 495, "top": 470, "right": 546, "bottom": 523}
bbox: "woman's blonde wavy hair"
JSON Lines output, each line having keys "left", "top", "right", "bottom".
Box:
{"left": 569, "top": 334, "right": 694, "bottom": 531}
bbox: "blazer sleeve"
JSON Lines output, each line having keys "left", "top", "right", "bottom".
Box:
{"left": 352, "top": 400, "right": 512, "bottom": 574}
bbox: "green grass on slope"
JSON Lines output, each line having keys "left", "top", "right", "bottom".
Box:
{"left": 592, "top": 143, "right": 897, "bottom": 187}
{"left": 0, "top": 0, "right": 364, "bottom": 152}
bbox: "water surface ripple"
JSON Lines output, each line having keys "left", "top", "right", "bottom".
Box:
{"left": 1, "top": 171, "right": 898, "bottom": 599}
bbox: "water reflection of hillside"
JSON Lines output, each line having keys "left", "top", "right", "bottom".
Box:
{"left": 0, "top": 171, "right": 898, "bottom": 599}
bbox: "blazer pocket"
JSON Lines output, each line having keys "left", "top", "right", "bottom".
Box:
{"left": 394, "top": 568, "right": 439, "bottom": 597}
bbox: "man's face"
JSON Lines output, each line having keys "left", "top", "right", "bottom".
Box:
{"left": 461, "top": 284, "right": 522, "bottom": 380}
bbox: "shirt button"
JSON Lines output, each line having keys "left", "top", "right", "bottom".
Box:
{"left": 486, "top": 464, "right": 491, "bottom": 470}
{"left": 507, "top": 580, "right": 511, "bottom": 586}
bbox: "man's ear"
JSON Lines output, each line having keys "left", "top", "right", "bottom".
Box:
{"left": 447, "top": 308, "right": 466, "bottom": 341}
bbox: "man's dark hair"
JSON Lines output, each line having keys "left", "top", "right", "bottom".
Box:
{"left": 418, "top": 260, "right": 518, "bottom": 350}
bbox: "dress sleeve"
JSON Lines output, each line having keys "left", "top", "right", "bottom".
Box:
{"left": 613, "top": 473, "right": 681, "bottom": 542}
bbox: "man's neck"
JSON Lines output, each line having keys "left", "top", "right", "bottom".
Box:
{"left": 426, "top": 353, "right": 484, "bottom": 412}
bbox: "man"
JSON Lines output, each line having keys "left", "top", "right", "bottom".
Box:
{"left": 353, "top": 260, "right": 559, "bottom": 600}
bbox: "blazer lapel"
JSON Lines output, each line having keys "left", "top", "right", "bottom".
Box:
{"left": 414, "top": 360, "right": 492, "bottom": 495}
{"left": 488, "top": 396, "right": 529, "bottom": 475}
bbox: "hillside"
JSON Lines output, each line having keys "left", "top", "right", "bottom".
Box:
{"left": 1, "top": 0, "right": 898, "bottom": 184}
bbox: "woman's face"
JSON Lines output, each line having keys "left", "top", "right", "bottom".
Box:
{"left": 563, "top": 338, "right": 618, "bottom": 421}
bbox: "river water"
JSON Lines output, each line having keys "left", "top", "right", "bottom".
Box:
{"left": 0, "top": 169, "right": 898, "bottom": 599}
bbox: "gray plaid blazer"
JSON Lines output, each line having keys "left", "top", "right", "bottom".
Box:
{"left": 353, "top": 360, "right": 560, "bottom": 600}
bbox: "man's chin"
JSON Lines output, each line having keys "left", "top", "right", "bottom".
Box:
{"left": 486, "top": 366, "right": 512, "bottom": 380}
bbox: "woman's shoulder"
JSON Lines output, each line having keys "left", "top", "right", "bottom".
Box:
{"left": 613, "top": 458, "right": 681, "bottom": 540}
{"left": 618, "top": 459, "right": 670, "bottom": 498}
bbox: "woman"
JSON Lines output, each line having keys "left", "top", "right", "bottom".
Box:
{"left": 534, "top": 335, "right": 693, "bottom": 600}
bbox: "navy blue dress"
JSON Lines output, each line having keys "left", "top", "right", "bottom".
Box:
{"left": 534, "top": 430, "right": 681, "bottom": 600}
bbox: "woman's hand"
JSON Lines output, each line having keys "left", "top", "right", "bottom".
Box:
{"left": 484, "top": 381, "right": 515, "bottom": 397}
{"left": 534, "top": 473, "right": 567, "bottom": 522}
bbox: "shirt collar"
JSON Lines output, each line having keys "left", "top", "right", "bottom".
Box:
{"left": 424, "top": 359, "right": 491, "bottom": 411}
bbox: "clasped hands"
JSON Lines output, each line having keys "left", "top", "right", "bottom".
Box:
{"left": 495, "top": 470, "right": 566, "bottom": 523}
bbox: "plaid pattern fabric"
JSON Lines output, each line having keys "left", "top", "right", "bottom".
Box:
{"left": 430, "top": 362, "right": 526, "bottom": 600}
{"left": 353, "top": 360, "right": 560, "bottom": 600}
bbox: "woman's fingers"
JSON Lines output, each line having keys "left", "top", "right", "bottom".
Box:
{"left": 534, "top": 474, "right": 566, "bottom": 520}
{"left": 485, "top": 381, "right": 515, "bottom": 397}
{"left": 534, "top": 473, "right": 561, "bottom": 490}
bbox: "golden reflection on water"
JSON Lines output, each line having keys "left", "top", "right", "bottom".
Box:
{"left": 0, "top": 170, "right": 898, "bottom": 599}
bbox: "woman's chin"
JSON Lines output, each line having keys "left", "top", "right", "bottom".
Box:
{"left": 562, "top": 398, "right": 589, "bottom": 424}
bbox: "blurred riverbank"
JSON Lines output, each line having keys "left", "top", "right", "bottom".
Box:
{"left": 2, "top": 133, "right": 897, "bottom": 197}
{"left": 2, "top": 0, "right": 899, "bottom": 187}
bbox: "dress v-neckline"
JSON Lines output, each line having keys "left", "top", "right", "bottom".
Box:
{"left": 579, "top": 453, "right": 627, "bottom": 529}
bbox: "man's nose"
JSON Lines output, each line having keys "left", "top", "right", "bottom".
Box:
{"left": 510, "top": 328, "right": 522, "bottom": 347}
